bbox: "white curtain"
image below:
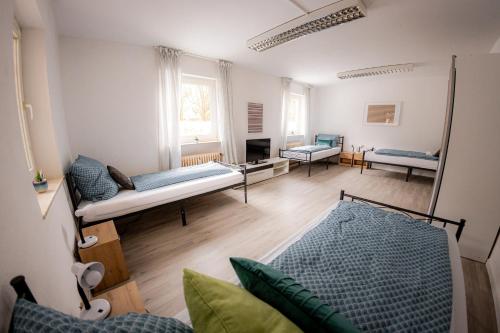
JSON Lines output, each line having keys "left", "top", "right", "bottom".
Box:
{"left": 304, "top": 85, "right": 311, "bottom": 145}
{"left": 280, "top": 77, "right": 292, "bottom": 149}
{"left": 216, "top": 60, "right": 238, "bottom": 164}
{"left": 158, "top": 47, "right": 182, "bottom": 170}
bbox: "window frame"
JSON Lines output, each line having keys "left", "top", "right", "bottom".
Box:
{"left": 13, "top": 22, "right": 35, "bottom": 173}
{"left": 179, "top": 74, "right": 219, "bottom": 144}
{"left": 287, "top": 92, "right": 306, "bottom": 136}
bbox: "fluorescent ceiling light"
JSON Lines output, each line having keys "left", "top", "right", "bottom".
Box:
{"left": 337, "top": 63, "right": 415, "bottom": 79}
{"left": 247, "top": 0, "right": 367, "bottom": 52}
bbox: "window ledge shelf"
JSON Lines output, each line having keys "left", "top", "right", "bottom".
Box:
{"left": 182, "top": 140, "right": 221, "bottom": 146}
{"left": 36, "top": 177, "right": 64, "bottom": 219}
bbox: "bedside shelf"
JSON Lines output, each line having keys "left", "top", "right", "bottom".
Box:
{"left": 339, "top": 152, "right": 367, "bottom": 168}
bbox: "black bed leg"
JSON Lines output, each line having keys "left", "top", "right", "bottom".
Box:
{"left": 243, "top": 165, "right": 248, "bottom": 204}
{"left": 340, "top": 190, "right": 345, "bottom": 200}
{"left": 456, "top": 219, "right": 466, "bottom": 241}
{"left": 308, "top": 153, "right": 312, "bottom": 177}
{"left": 11, "top": 276, "right": 37, "bottom": 303}
{"left": 326, "top": 157, "right": 329, "bottom": 170}
{"left": 77, "top": 217, "right": 86, "bottom": 245}
{"left": 180, "top": 204, "right": 187, "bottom": 226}
{"left": 360, "top": 151, "right": 365, "bottom": 174}
{"left": 406, "top": 167, "right": 413, "bottom": 182}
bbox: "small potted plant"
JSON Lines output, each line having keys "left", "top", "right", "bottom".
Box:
{"left": 32, "top": 170, "right": 48, "bottom": 193}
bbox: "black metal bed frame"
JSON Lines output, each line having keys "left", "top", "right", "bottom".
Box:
{"left": 279, "top": 135, "right": 344, "bottom": 177}
{"left": 360, "top": 149, "right": 437, "bottom": 182}
{"left": 339, "top": 190, "right": 465, "bottom": 241}
{"left": 66, "top": 161, "right": 247, "bottom": 246}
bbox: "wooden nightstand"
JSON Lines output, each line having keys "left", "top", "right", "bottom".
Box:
{"left": 79, "top": 221, "right": 129, "bottom": 292}
{"left": 94, "top": 281, "right": 145, "bottom": 317}
{"left": 339, "top": 152, "right": 354, "bottom": 167}
{"left": 339, "top": 152, "right": 368, "bottom": 168}
{"left": 353, "top": 152, "right": 368, "bottom": 168}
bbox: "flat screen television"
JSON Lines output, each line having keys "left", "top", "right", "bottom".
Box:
{"left": 246, "top": 139, "right": 270, "bottom": 164}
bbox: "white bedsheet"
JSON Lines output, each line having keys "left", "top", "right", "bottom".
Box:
{"left": 364, "top": 150, "right": 438, "bottom": 170}
{"left": 281, "top": 146, "right": 341, "bottom": 161}
{"left": 75, "top": 170, "right": 244, "bottom": 223}
{"left": 258, "top": 201, "right": 467, "bottom": 333}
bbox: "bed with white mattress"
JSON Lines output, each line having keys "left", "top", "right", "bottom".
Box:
{"left": 259, "top": 195, "right": 467, "bottom": 333}
{"left": 66, "top": 162, "right": 247, "bottom": 244}
{"left": 175, "top": 191, "right": 467, "bottom": 332}
{"left": 362, "top": 149, "right": 439, "bottom": 182}
{"left": 279, "top": 134, "right": 344, "bottom": 177}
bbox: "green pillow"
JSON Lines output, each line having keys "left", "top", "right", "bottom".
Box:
{"left": 230, "top": 257, "right": 360, "bottom": 333}
{"left": 316, "top": 139, "right": 332, "bottom": 147}
{"left": 183, "top": 269, "right": 302, "bottom": 333}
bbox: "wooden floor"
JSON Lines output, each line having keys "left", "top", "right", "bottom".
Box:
{"left": 119, "top": 164, "right": 497, "bottom": 332}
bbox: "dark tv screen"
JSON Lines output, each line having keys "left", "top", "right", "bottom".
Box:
{"left": 246, "top": 139, "right": 270, "bottom": 163}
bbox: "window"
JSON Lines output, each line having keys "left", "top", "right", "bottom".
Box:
{"left": 13, "top": 23, "right": 35, "bottom": 172}
{"left": 180, "top": 75, "right": 218, "bottom": 143}
{"left": 287, "top": 93, "right": 306, "bottom": 136}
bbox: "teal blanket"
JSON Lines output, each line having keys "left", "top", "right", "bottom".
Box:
{"left": 271, "top": 201, "right": 452, "bottom": 332}
{"left": 289, "top": 145, "right": 332, "bottom": 153}
{"left": 131, "top": 162, "right": 233, "bottom": 192}
{"left": 375, "top": 148, "right": 438, "bottom": 160}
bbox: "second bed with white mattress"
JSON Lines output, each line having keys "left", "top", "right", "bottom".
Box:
{"left": 75, "top": 170, "right": 244, "bottom": 223}
{"left": 364, "top": 150, "right": 439, "bottom": 170}
{"left": 280, "top": 146, "right": 341, "bottom": 161}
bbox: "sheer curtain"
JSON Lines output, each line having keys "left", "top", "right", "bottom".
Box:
{"left": 158, "top": 47, "right": 182, "bottom": 170}
{"left": 280, "top": 77, "right": 292, "bottom": 149}
{"left": 304, "top": 85, "right": 311, "bottom": 145}
{"left": 216, "top": 60, "right": 238, "bottom": 164}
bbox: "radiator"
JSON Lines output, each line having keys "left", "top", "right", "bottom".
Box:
{"left": 181, "top": 152, "right": 223, "bottom": 167}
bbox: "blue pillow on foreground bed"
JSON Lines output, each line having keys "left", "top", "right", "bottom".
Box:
{"left": 10, "top": 298, "right": 193, "bottom": 333}
{"left": 70, "top": 155, "right": 119, "bottom": 201}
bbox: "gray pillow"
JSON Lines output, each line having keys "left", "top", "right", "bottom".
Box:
{"left": 107, "top": 165, "right": 135, "bottom": 190}
{"left": 10, "top": 299, "right": 193, "bottom": 333}
{"left": 70, "top": 155, "right": 119, "bottom": 201}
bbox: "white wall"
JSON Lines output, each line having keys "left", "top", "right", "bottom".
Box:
{"left": 233, "top": 66, "right": 282, "bottom": 162}
{"left": 487, "top": 36, "right": 500, "bottom": 330}
{"left": 0, "top": 0, "right": 79, "bottom": 330}
{"left": 60, "top": 37, "right": 159, "bottom": 175}
{"left": 312, "top": 74, "right": 448, "bottom": 154}
{"left": 60, "top": 37, "right": 286, "bottom": 172}
{"left": 22, "top": 28, "right": 63, "bottom": 177}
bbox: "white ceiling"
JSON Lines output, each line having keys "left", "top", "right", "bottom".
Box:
{"left": 52, "top": 0, "right": 500, "bottom": 85}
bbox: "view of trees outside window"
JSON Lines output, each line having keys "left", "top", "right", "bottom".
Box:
{"left": 180, "top": 76, "right": 218, "bottom": 141}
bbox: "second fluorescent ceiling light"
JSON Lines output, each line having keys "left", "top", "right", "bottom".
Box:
{"left": 247, "top": 0, "right": 367, "bottom": 52}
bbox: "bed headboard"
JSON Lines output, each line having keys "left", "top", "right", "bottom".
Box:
{"left": 65, "top": 172, "right": 81, "bottom": 213}
{"left": 314, "top": 134, "right": 344, "bottom": 151}
{"left": 10, "top": 276, "right": 37, "bottom": 304}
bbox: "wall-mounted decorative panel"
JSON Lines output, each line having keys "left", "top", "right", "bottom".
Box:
{"left": 248, "top": 102, "right": 263, "bottom": 133}
{"left": 364, "top": 102, "right": 401, "bottom": 126}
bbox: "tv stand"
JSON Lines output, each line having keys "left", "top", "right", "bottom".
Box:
{"left": 242, "top": 157, "right": 289, "bottom": 185}
{"left": 249, "top": 160, "right": 266, "bottom": 165}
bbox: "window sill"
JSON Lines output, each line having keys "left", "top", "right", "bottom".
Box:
{"left": 182, "top": 140, "right": 221, "bottom": 146}
{"left": 36, "top": 177, "right": 64, "bottom": 219}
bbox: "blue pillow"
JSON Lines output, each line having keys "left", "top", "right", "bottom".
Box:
{"left": 316, "top": 134, "right": 338, "bottom": 146}
{"left": 10, "top": 299, "right": 193, "bottom": 333}
{"left": 70, "top": 155, "right": 119, "bottom": 201}
{"left": 316, "top": 139, "right": 332, "bottom": 147}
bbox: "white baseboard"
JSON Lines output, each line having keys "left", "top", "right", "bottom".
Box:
{"left": 486, "top": 260, "right": 500, "bottom": 330}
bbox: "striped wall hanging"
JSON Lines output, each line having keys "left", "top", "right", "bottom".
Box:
{"left": 248, "top": 102, "right": 263, "bottom": 133}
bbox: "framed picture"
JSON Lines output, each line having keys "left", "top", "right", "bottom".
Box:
{"left": 363, "top": 102, "right": 401, "bottom": 126}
